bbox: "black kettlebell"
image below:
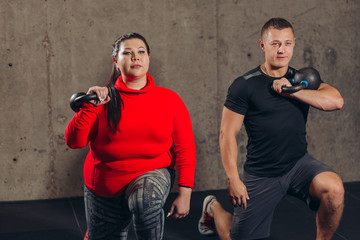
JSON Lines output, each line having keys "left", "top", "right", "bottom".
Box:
{"left": 282, "top": 67, "right": 321, "bottom": 93}
{"left": 69, "top": 92, "right": 98, "bottom": 112}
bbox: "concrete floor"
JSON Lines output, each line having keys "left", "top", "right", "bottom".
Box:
{"left": 0, "top": 182, "right": 359, "bottom": 240}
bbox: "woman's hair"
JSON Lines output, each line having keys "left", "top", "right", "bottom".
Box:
{"left": 261, "top": 18, "right": 294, "bottom": 39}
{"left": 106, "top": 33, "right": 150, "bottom": 133}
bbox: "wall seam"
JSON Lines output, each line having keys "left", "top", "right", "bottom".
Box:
{"left": 42, "top": 1, "right": 57, "bottom": 198}
{"left": 215, "top": 0, "right": 221, "bottom": 188}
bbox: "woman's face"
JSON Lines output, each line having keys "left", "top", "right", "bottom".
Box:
{"left": 115, "top": 38, "right": 150, "bottom": 80}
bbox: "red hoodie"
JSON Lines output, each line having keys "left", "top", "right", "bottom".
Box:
{"left": 65, "top": 74, "right": 196, "bottom": 197}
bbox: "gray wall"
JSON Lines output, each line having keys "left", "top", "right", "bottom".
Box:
{"left": 1, "top": 0, "right": 359, "bottom": 201}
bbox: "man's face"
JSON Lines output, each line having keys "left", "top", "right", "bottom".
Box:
{"left": 260, "top": 27, "right": 295, "bottom": 69}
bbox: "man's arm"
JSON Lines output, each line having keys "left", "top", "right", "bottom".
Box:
{"left": 291, "top": 83, "right": 344, "bottom": 111}
{"left": 219, "top": 107, "right": 250, "bottom": 208}
{"left": 273, "top": 80, "right": 344, "bottom": 111}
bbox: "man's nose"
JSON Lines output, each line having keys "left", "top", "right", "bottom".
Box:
{"left": 278, "top": 45, "right": 284, "bottom": 53}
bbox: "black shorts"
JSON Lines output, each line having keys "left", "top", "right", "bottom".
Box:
{"left": 230, "top": 153, "right": 334, "bottom": 240}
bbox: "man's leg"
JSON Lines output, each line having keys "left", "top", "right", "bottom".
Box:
{"left": 309, "top": 172, "right": 344, "bottom": 240}
{"left": 211, "top": 200, "right": 233, "bottom": 240}
{"left": 286, "top": 153, "right": 345, "bottom": 240}
{"left": 199, "top": 171, "right": 285, "bottom": 240}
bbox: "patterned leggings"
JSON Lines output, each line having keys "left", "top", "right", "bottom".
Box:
{"left": 84, "top": 168, "right": 172, "bottom": 240}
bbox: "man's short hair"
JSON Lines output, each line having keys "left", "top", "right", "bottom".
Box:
{"left": 261, "top": 18, "right": 294, "bottom": 39}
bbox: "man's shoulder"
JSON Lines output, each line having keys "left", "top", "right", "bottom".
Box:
{"left": 238, "top": 65, "right": 297, "bottom": 80}
{"left": 287, "top": 66, "right": 296, "bottom": 76}
{"left": 227, "top": 66, "right": 261, "bottom": 94}
{"left": 235, "top": 66, "right": 262, "bottom": 82}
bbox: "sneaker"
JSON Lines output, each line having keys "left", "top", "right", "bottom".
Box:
{"left": 84, "top": 229, "right": 88, "bottom": 240}
{"left": 198, "top": 195, "right": 217, "bottom": 235}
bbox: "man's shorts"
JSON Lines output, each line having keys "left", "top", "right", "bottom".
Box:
{"left": 230, "top": 153, "right": 335, "bottom": 240}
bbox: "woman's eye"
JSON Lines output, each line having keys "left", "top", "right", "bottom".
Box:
{"left": 123, "top": 52, "right": 131, "bottom": 55}
{"left": 139, "top": 50, "right": 146, "bottom": 54}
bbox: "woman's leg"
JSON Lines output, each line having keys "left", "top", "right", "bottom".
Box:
{"left": 84, "top": 185, "right": 132, "bottom": 240}
{"left": 126, "top": 168, "right": 171, "bottom": 240}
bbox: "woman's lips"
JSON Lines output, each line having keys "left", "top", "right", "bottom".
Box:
{"left": 131, "top": 64, "right": 142, "bottom": 68}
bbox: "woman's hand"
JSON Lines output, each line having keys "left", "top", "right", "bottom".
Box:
{"left": 167, "top": 187, "right": 192, "bottom": 219}
{"left": 87, "top": 86, "right": 111, "bottom": 106}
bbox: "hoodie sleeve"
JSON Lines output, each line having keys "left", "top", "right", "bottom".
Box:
{"left": 65, "top": 103, "right": 99, "bottom": 149}
{"left": 171, "top": 95, "right": 196, "bottom": 189}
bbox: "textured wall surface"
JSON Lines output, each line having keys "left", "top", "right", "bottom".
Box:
{"left": 1, "top": 0, "right": 359, "bottom": 201}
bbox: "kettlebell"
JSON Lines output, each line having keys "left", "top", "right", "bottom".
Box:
{"left": 69, "top": 92, "right": 98, "bottom": 112}
{"left": 282, "top": 67, "right": 321, "bottom": 93}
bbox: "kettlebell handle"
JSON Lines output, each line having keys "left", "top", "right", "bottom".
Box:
{"left": 69, "top": 92, "right": 98, "bottom": 112}
{"left": 282, "top": 82, "right": 307, "bottom": 93}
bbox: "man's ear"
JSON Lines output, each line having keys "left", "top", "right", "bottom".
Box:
{"left": 259, "top": 39, "right": 265, "bottom": 52}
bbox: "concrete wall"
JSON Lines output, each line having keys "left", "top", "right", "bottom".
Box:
{"left": 0, "top": 0, "right": 359, "bottom": 201}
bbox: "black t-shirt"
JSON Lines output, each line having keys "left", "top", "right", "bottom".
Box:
{"left": 224, "top": 66, "right": 309, "bottom": 177}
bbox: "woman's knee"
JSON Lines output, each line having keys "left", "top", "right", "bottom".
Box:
{"left": 128, "top": 178, "right": 169, "bottom": 216}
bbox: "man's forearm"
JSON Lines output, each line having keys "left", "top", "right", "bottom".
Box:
{"left": 291, "top": 83, "right": 344, "bottom": 111}
{"left": 220, "top": 133, "right": 240, "bottom": 181}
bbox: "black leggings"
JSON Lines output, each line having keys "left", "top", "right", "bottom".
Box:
{"left": 84, "top": 168, "right": 172, "bottom": 240}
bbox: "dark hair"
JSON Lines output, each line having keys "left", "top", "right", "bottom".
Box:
{"left": 106, "top": 33, "right": 150, "bottom": 133}
{"left": 261, "top": 18, "right": 294, "bottom": 39}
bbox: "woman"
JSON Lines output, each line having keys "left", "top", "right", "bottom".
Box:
{"left": 65, "top": 33, "right": 196, "bottom": 240}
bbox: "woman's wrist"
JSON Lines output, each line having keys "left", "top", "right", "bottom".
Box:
{"left": 178, "top": 186, "right": 192, "bottom": 198}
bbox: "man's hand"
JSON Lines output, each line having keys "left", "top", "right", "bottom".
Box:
{"left": 272, "top": 78, "right": 292, "bottom": 96}
{"left": 227, "top": 177, "right": 250, "bottom": 209}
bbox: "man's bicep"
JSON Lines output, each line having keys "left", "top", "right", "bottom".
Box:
{"left": 220, "top": 106, "right": 245, "bottom": 136}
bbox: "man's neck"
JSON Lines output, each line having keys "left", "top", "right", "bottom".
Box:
{"left": 262, "top": 63, "right": 288, "bottom": 78}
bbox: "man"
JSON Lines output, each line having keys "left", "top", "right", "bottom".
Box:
{"left": 198, "top": 18, "right": 344, "bottom": 240}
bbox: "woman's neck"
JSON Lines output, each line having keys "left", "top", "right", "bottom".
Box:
{"left": 122, "top": 75, "right": 147, "bottom": 90}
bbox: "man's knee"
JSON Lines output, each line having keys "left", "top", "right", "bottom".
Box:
{"left": 324, "top": 180, "right": 344, "bottom": 212}
{"left": 312, "top": 172, "right": 344, "bottom": 211}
